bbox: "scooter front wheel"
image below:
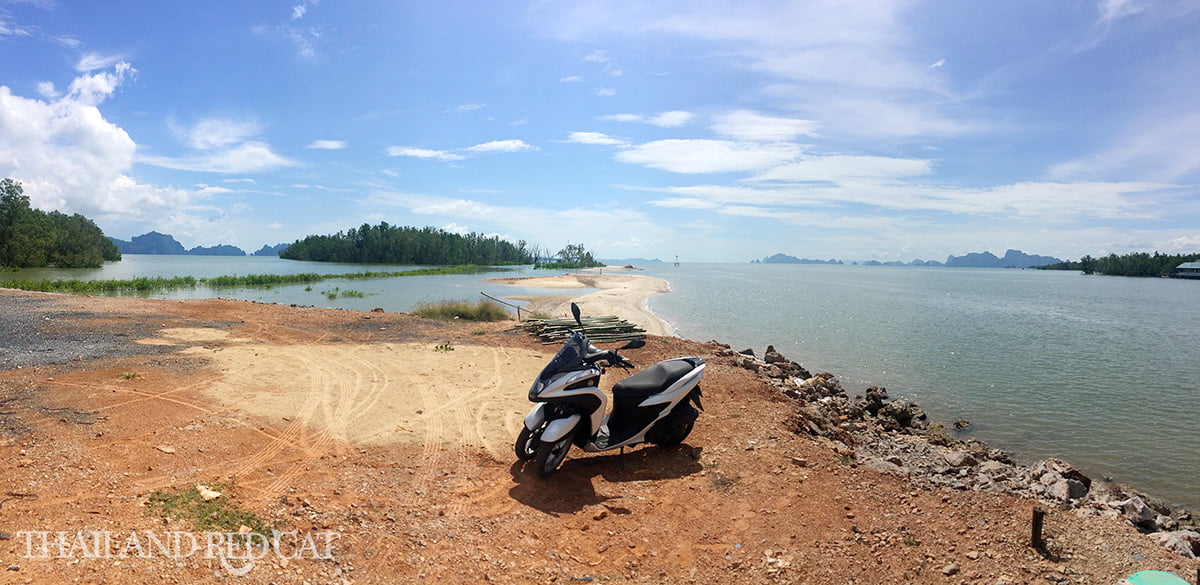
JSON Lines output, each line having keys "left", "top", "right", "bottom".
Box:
{"left": 534, "top": 432, "right": 573, "bottom": 477}
{"left": 514, "top": 426, "right": 540, "bottom": 461}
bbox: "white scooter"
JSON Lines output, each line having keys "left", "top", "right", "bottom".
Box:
{"left": 515, "top": 303, "right": 705, "bottom": 477}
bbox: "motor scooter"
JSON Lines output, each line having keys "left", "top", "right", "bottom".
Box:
{"left": 515, "top": 303, "right": 704, "bottom": 477}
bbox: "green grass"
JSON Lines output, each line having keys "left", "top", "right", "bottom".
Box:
{"left": 412, "top": 299, "right": 510, "bottom": 322}
{"left": 118, "top": 372, "right": 139, "bottom": 380}
{"left": 145, "top": 483, "right": 275, "bottom": 536}
{"left": 0, "top": 264, "right": 493, "bottom": 294}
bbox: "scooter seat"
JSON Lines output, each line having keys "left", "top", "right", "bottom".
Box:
{"left": 613, "top": 359, "right": 694, "bottom": 398}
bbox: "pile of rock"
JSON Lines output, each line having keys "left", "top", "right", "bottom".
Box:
{"left": 723, "top": 343, "right": 1200, "bottom": 559}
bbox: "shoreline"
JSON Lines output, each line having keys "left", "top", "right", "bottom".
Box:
{"left": 486, "top": 271, "right": 674, "bottom": 337}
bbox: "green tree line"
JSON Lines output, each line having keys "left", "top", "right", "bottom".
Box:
{"left": 1037, "top": 251, "right": 1200, "bottom": 277}
{"left": 1, "top": 178, "right": 121, "bottom": 269}
{"left": 280, "top": 223, "right": 533, "bottom": 265}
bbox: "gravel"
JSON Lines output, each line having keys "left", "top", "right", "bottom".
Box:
{"left": 0, "top": 294, "right": 171, "bottom": 369}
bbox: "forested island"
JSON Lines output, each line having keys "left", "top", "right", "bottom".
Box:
{"left": 0, "top": 179, "right": 120, "bottom": 269}
{"left": 281, "top": 223, "right": 534, "bottom": 265}
{"left": 1037, "top": 252, "right": 1200, "bottom": 277}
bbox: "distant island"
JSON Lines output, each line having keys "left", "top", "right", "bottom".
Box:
{"left": 755, "top": 249, "right": 1063, "bottom": 269}
{"left": 755, "top": 254, "right": 843, "bottom": 265}
{"left": 108, "top": 232, "right": 290, "bottom": 257}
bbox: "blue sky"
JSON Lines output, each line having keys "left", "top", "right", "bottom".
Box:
{"left": 1, "top": 0, "right": 1198, "bottom": 262}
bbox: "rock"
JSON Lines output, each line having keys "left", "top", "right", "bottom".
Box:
{"left": 1112, "top": 496, "right": 1157, "bottom": 531}
{"left": 944, "top": 450, "right": 978, "bottom": 468}
{"left": 790, "top": 457, "right": 808, "bottom": 467}
{"left": 371, "top": 307, "right": 384, "bottom": 313}
{"left": 1030, "top": 458, "right": 1092, "bottom": 490}
{"left": 196, "top": 485, "right": 223, "bottom": 501}
{"left": 737, "top": 348, "right": 755, "bottom": 357}
{"left": 763, "top": 345, "right": 787, "bottom": 364}
{"left": 942, "top": 562, "right": 960, "bottom": 576}
{"left": 155, "top": 445, "right": 176, "bottom": 454}
{"left": 953, "top": 419, "right": 971, "bottom": 429}
{"left": 862, "top": 386, "right": 888, "bottom": 416}
{"left": 1048, "top": 478, "right": 1088, "bottom": 502}
{"left": 925, "top": 422, "right": 954, "bottom": 446}
{"left": 877, "top": 401, "right": 927, "bottom": 431}
{"left": 1149, "top": 530, "right": 1200, "bottom": 558}
{"left": 864, "top": 458, "right": 906, "bottom": 476}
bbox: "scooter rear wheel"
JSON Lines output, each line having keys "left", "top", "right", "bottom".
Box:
{"left": 534, "top": 432, "right": 573, "bottom": 477}
{"left": 514, "top": 426, "right": 540, "bottom": 461}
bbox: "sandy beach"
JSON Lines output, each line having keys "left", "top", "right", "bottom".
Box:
{"left": 487, "top": 271, "right": 673, "bottom": 336}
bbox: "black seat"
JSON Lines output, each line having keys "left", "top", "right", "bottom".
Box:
{"left": 613, "top": 360, "right": 694, "bottom": 398}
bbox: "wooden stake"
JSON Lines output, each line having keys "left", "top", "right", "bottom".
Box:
{"left": 1031, "top": 507, "right": 1046, "bottom": 551}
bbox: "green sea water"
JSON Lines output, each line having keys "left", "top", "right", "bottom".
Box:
{"left": 643, "top": 263, "right": 1200, "bottom": 508}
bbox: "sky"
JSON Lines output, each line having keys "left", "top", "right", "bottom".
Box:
{"left": 1, "top": 0, "right": 1199, "bottom": 263}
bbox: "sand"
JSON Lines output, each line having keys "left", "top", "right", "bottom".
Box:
{"left": 487, "top": 271, "right": 673, "bottom": 336}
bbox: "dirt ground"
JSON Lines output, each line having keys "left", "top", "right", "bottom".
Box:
{"left": 1, "top": 290, "right": 1197, "bottom": 584}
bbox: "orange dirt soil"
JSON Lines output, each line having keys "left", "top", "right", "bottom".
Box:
{"left": 0, "top": 290, "right": 1196, "bottom": 584}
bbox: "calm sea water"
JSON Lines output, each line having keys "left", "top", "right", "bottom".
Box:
{"left": 7, "top": 256, "right": 1199, "bottom": 507}
{"left": 641, "top": 263, "right": 1200, "bottom": 508}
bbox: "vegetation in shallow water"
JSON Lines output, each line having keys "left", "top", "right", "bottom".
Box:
{"left": 413, "top": 299, "right": 510, "bottom": 322}
{"left": 0, "top": 265, "right": 492, "bottom": 294}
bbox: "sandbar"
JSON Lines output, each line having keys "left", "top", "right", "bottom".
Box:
{"left": 488, "top": 272, "right": 672, "bottom": 336}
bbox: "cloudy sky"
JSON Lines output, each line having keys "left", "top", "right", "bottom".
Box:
{"left": 1, "top": 0, "right": 1198, "bottom": 262}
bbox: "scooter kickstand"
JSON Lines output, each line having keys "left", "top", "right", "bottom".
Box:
{"left": 617, "top": 447, "right": 626, "bottom": 471}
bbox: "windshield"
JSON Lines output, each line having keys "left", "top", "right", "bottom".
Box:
{"left": 537, "top": 331, "right": 589, "bottom": 382}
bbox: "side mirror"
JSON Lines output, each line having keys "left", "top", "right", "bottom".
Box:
{"left": 570, "top": 302, "right": 583, "bottom": 326}
{"left": 620, "top": 339, "right": 646, "bottom": 350}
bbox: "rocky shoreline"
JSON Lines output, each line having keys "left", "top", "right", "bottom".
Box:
{"left": 717, "top": 342, "right": 1200, "bottom": 560}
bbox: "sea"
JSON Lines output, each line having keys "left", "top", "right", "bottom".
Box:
{"left": 7, "top": 255, "right": 1199, "bottom": 508}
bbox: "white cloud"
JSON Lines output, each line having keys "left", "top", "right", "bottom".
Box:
{"left": 595, "top": 88, "right": 617, "bottom": 96}
{"left": 0, "top": 66, "right": 200, "bottom": 220}
{"left": 751, "top": 155, "right": 934, "bottom": 182}
{"left": 172, "top": 117, "right": 262, "bottom": 150}
{"left": 599, "top": 113, "right": 642, "bottom": 123}
{"left": 647, "top": 111, "right": 694, "bottom": 127}
{"left": 615, "top": 139, "right": 802, "bottom": 174}
{"left": 139, "top": 142, "right": 297, "bottom": 173}
{"left": 1048, "top": 109, "right": 1200, "bottom": 183}
{"left": 929, "top": 59, "right": 945, "bottom": 68}
{"left": 291, "top": 3, "right": 307, "bottom": 19}
{"left": 463, "top": 139, "right": 537, "bottom": 153}
{"left": 583, "top": 49, "right": 610, "bottom": 63}
{"left": 36, "top": 81, "right": 57, "bottom": 98}
{"left": 566, "top": 131, "right": 627, "bottom": 146}
{"left": 385, "top": 146, "right": 466, "bottom": 162}
{"left": 642, "top": 179, "right": 1165, "bottom": 221}
{"left": 140, "top": 115, "right": 294, "bottom": 173}
{"left": 712, "top": 110, "right": 820, "bottom": 141}
{"left": 1098, "top": 0, "right": 1146, "bottom": 23}
{"left": 456, "top": 103, "right": 486, "bottom": 112}
{"left": 599, "top": 111, "right": 694, "bottom": 127}
{"left": 559, "top": 75, "right": 583, "bottom": 83}
{"left": 442, "top": 222, "right": 472, "bottom": 235}
{"left": 306, "top": 139, "right": 347, "bottom": 150}
{"left": 0, "top": 13, "right": 32, "bottom": 37}
{"left": 67, "top": 62, "right": 135, "bottom": 106}
{"left": 76, "top": 52, "right": 126, "bottom": 73}
{"left": 196, "top": 185, "right": 235, "bottom": 196}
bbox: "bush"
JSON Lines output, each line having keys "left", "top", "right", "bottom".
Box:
{"left": 413, "top": 300, "right": 510, "bottom": 322}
